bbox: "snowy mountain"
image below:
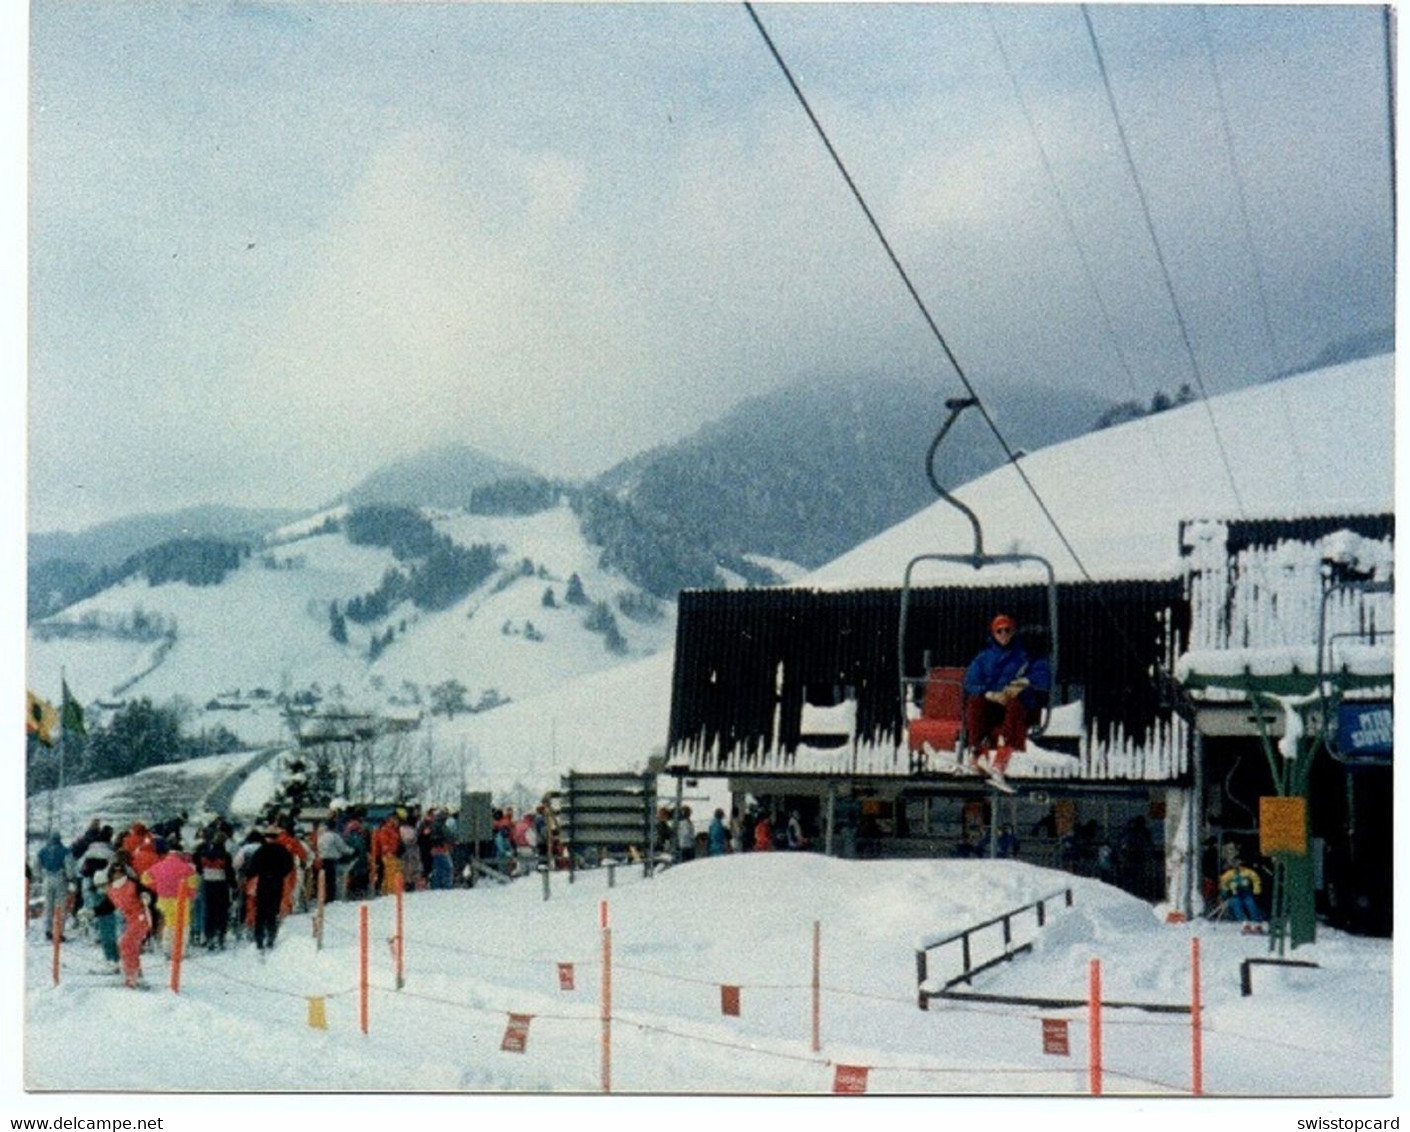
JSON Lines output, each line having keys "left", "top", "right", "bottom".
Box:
{"left": 334, "top": 441, "right": 538, "bottom": 510}
{"left": 26, "top": 500, "right": 680, "bottom": 752}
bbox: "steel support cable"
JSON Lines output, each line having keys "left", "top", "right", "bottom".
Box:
{"left": 985, "top": 8, "right": 1183, "bottom": 502}
{"left": 744, "top": 3, "right": 1193, "bottom": 714}
{"left": 1079, "top": 5, "right": 1247, "bottom": 519}
{"left": 1385, "top": 6, "right": 1397, "bottom": 238}
{"left": 742, "top": 2, "right": 1093, "bottom": 582}
{"left": 1195, "top": 7, "right": 1311, "bottom": 509}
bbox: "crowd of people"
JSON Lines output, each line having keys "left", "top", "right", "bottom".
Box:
{"left": 649, "top": 803, "right": 811, "bottom": 861}
{"left": 27, "top": 803, "right": 466, "bottom": 990}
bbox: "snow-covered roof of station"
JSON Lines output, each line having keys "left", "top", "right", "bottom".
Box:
{"left": 803, "top": 354, "right": 1393, "bottom": 589}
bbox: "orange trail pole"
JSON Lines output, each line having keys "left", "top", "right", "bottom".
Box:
{"left": 51, "top": 906, "right": 63, "bottom": 986}
{"left": 1088, "top": 958, "right": 1103, "bottom": 1096}
{"left": 811, "top": 920, "right": 821, "bottom": 1053}
{"left": 602, "top": 922, "right": 612, "bottom": 1094}
{"left": 315, "top": 868, "right": 326, "bottom": 951}
{"left": 170, "top": 885, "right": 189, "bottom": 993}
{"left": 395, "top": 873, "right": 405, "bottom": 990}
{"left": 1191, "top": 936, "right": 1203, "bottom": 1096}
{"left": 359, "top": 904, "right": 369, "bottom": 1034}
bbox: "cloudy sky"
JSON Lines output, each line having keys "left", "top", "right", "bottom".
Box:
{"left": 23, "top": 2, "right": 1395, "bottom": 533}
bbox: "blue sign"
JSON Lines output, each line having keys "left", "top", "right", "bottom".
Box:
{"left": 1337, "top": 702, "right": 1393, "bottom": 761}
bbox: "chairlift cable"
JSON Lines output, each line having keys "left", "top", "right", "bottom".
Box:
{"left": 1080, "top": 5, "right": 1248, "bottom": 519}
{"left": 1384, "top": 5, "right": 1397, "bottom": 239}
{"left": 742, "top": 2, "right": 1094, "bottom": 582}
{"left": 984, "top": 9, "right": 1183, "bottom": 502}
{"left": 744, "top": 2, "right": 1196, "bottom": 713}
{"left": 1195, "top": 7, "right": 1312, "bottom": 511}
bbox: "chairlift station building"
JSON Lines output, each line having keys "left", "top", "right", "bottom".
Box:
{"left": 663, "top": 508, "right": 1392, "bottom": 935}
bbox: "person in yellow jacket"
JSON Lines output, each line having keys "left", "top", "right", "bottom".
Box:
{"left": 1218, "top": 857, "right": 1265, "bottom": 923}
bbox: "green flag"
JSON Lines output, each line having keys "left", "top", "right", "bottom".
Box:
{"left": 61, "top": 680, "right": 85, "bottom": 738}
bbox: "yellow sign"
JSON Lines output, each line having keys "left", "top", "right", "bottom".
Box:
{"left": 1259, "top": 796, "right": 1307, "bottom": 855}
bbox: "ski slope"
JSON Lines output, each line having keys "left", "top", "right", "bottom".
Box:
{"left": 21, "top": 854, "right": 1392, "bottom": 1108}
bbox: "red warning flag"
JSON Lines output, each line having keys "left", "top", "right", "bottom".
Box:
{"left": 833, "top": 1064, "right": 869, "bottom": 1094}
{"left": 557, "top": 962, "right": 575, "bottom": 991}
{"left": 501, "top": 1013, "right": 532, "bottom": 1053}
{"left": 1042, "top": 1018, "right": 1070, "bottom": 1056}
{"left": 720, "top": 985, "right": 741, "bottom": 1016}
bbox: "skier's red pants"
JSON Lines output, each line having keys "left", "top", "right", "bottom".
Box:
{"left": 118, "top": 911, "right": 148, "bottom": 987}
{"left": 965, "top": 696, "right": 1034, "bottom": 771}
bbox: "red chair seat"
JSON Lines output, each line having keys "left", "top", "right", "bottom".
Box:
{"left": 905, "top": 666, "right": 966, "bottom": 753}
{"left": 907, "top": 717, "right": 962, "bottom": 752}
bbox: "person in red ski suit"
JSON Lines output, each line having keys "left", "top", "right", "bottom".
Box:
{"left": 106, "top": 857, "right": 151, "bottom": 989}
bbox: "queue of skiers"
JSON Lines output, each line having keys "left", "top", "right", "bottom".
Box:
{"left": 650, "top": 803, "right": 811, "bottom": 862}
{"left": 489, "top": 800, "right": 564, "bottom": 877}
{"left": 28, "top": 802, "right": 468, "bottom": 990}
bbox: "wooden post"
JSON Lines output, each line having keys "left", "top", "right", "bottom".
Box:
{"left": 811, "top": 919, "right": 821, "bottom": 1052}
{"left": 915, "top": 948, "right": 929, "bottom": 1011}
{"left": 359, "top": 904, "right": 369, "bottom": 1034}
{"left": 170, "top": 885, "right": 189, "bottom": 993}
{"left": 395, "top": 872, "right": 405, "bottom": 990}
{"left": 601, "top": 901, "right": 612, "bottom": 1094}
{"left": 1191, "top": 936, "right": 1203, "bottom": 1096}
{"left": 1088, "top": 958, "right": 1103, "bottom": 1096}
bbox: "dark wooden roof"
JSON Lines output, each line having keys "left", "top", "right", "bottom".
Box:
{"left": 667, "top": 579, "right": 1188, "bottom": 768}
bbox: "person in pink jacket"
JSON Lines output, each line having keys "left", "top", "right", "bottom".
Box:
{"left": 141, "top": 838, "right": 197, "bottom": 957}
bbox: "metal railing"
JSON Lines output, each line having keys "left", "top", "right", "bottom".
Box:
{"left": 915, "top": 887, "right": 1073, "bottom": 1010}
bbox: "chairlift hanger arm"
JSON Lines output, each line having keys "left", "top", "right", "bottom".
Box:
{"left": 925, "top": 397, "right": 984, "bottom": 558}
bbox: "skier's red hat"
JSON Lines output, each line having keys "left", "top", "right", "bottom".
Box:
{"left": 990, "top": 614, "right": 1016, "bottom": 633}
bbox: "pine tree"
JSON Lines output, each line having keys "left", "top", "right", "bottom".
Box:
{"left": 329, "top": 601, "right": 348, "bottom": 644}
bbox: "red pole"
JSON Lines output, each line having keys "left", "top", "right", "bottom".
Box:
{"left": 811, "top": 920, "right": 821, "bottom": 1053}
{"left": 359, "top": 904, "right": 369, "bottom": 1034}
{"left": 602, "top": 911, "right": 612, "bottom": 1094}
{"left": 170, "top": 885, "right": 189, "bottom": 993}
{"left": 51, "top": 905, "right": 62, "bottom": 986}
{"left": 1191, "top": 936, "right": 1203, "bottom": 1096}
{"left": 315, "top": 868, "right": 326, "bottom": 951}
{"left": 1088, "top": 958, "right": 1103, "bottom": 1095}
{"left": 395, "top": 873, "right": 405, "bottom": 990}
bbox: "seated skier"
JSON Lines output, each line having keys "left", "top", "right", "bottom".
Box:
{"left": 1218, "top": 854, "right": 1266, "bottom": 930}
{"left": 963, "top": 614, "right": 1051, "bottom": 782}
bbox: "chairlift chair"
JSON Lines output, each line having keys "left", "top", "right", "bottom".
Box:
{"left": 898, "top": 397, "right": 1061, "bottom": 772}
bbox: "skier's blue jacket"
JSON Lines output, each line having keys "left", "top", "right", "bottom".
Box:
{"left": 963, "top": 637, "right": 1052, "bottom": 709}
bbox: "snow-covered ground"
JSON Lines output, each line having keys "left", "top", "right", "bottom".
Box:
{"left": 17, "top": 854, "right": 1394, "bottom": 1117}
